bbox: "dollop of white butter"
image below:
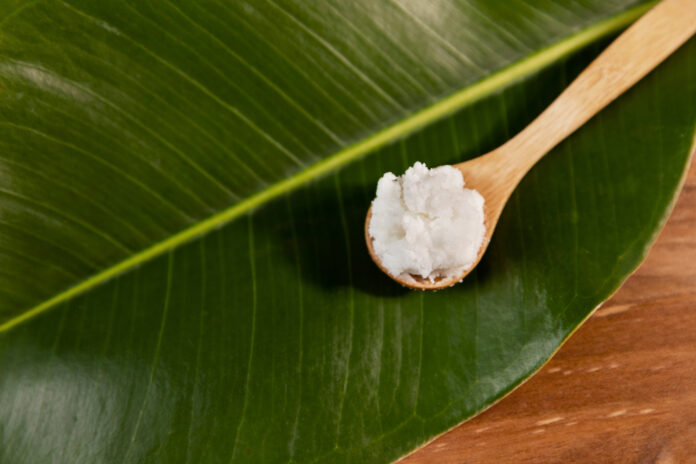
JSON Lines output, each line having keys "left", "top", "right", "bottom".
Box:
{"left": 368, "top": 162, "right": 485, "bottom": 283}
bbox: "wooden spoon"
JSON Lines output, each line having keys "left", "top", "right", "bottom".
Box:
{"left": 366, "top": 0, "right": 696, "bottom": 290}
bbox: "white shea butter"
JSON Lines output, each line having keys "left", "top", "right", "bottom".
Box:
{"left": 368, "top": 162, "right": 485, "bottom": 282}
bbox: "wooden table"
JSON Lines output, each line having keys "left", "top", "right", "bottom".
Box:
{"left": 403, "top": 160, "right": 696, "bottom": 463}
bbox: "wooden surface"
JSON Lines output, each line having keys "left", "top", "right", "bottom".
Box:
{"left": 403, "top": 158, "right": 696, "bottom": 463}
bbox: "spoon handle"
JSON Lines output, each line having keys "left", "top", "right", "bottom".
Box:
{"left": 499, "top": 0, "right": 696, "bottom": 176}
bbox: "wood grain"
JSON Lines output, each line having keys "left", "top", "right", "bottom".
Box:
{"left": 402, "top": 159, "right": 696, "bottom": 463}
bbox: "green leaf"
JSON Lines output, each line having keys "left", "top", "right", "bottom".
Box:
{"left": 0, "top": 1, "right": 694, "bottom": 463}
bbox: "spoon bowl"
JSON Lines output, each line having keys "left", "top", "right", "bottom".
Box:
{"left": 364, "top": 151, "right": 516, "bottom": 290}
{"left": 365, "top": 0, "right": 695, "bottom": 290}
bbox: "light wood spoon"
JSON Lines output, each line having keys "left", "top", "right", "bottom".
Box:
{"left": 366, "top": 0, "right": 696, "bottom": 290}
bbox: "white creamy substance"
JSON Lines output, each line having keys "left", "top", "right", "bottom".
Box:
{"left": 368, "top": 162, "right": 485, "bottom": 283}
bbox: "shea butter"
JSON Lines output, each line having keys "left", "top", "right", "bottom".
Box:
{"left": 368, "top": 162, "right": 485, "bottom": 283}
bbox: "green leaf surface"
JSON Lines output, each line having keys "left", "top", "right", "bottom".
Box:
{"left": 0, "top": 0, "right": 694, "bottom": 462}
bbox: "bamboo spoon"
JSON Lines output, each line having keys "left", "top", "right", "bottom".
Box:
{"left": 366, "top": 0, "right": 696, "bottom": 290}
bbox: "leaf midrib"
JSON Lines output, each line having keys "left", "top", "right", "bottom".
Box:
{"left": 0, "top": 1, "right": 655, "bottom": 333}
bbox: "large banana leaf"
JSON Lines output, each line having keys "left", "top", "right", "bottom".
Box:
{"left": 0, "top": 0, "right": 694, "bottom": 462}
